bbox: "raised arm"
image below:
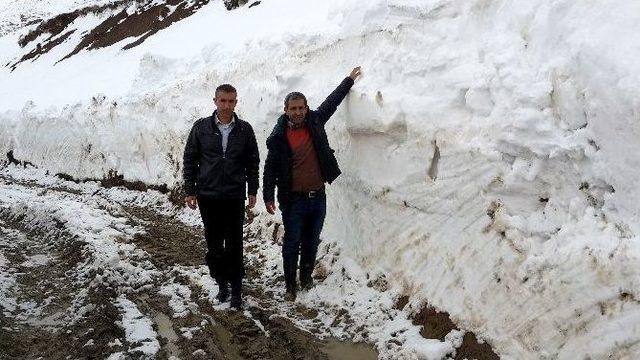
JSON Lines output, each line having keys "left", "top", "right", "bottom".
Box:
{"left": 316, "top": 66, "right": 361, "bottom": 124}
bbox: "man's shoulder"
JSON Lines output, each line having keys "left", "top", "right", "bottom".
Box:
{"left": 234, "top": 118, "right": 256, "bottom": 135}
{"left": 234, "top": 116, "right": 250, "bottom": 127}
{"left": 267, "top": 115, "right": 288, "bottom": 140}
{"left": 306, "top": 110, "right": 323, "bottom": 125}
{"left": 192, "top": 116, "right": 211, "bottom": 129}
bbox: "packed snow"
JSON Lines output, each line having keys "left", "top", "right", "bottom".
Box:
{"left": 2, "top": 0, "right": 640, "bottom": 358}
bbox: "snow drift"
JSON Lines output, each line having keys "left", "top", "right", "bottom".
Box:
{"left": 2, "top": 0, "right": 640, "bottom": 358}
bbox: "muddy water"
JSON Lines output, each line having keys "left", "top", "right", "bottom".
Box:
{"left": 152, "top": 311, "right": 181, "bottom": 358}
{"left": 0, "top": 173, "right": 381, "bottom": 360}
{"left": 322, "top": 339, "right": 379, "bottom": 360}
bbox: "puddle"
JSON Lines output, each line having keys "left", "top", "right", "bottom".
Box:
{"left": 209, "top": 322, "right": 245, "bottom": 360}
{"left": 152, "top": 311, "right": 180, "bottom": 358}
{"left": 21, "top": 254, "right": 51, "bottom": 267}
{"left": 321, "top": 339, "right": 379, "bottom": 360}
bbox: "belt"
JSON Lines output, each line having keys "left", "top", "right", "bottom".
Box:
{"left": 291, "top": 187, "right": 325, "bottom": 199}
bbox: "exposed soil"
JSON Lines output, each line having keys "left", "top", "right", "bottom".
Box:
{"left": 121, "top": 204, "right": 206, "bottom": 269}
{"left": 0, "top": 165, "right": 500, "bottom": 359}
{"left": 8, "top": 0, "right": 213, "bottom": 71}
{"left": 0, "top": 172, "right": 380, "bottom": 359}
{"left": 5, "top": 150, "right": 35, "bottom": 168}
{"left": 413, "top": 305, "right": 500, "bottom": 360}
{"left": 0, "top": 212, "right": 124, "bottom": 359}
{"left": 17, "top": 0, "right": 135, "bottom": 48}
{"left": 9, "top": 30, "right": 77, "bottom": 71}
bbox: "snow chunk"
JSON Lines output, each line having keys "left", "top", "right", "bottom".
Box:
{"left": 115, "top": 295, "right": 160, "bottom": 355}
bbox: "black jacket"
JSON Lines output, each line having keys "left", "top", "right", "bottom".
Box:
{"left": 183, "top": 112, "right": 259, "bottom": 199}
{"left": 263, "top": 77, "right": 354, "bottom": 207}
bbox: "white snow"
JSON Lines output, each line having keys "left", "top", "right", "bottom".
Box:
{"left": 0, "top": 0, "right": 111, "bottom": 36}
{"left": 0, "top": 229, "right": 19, "bottom": 315}
{"left": 20, "top": 254, "right": 51, "bottom": 267}
{"left": 159, "top": 281, "right": 193, "bottom": 317}
{"left": 2, "top": 0, "right": 640, "bottom": 358}
{"left": 115, "top": 294, "right": 161, "bottom": 355}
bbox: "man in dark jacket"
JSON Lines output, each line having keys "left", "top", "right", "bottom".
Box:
{"left": 263, "top": 67, "right": 361, "bottom": 300}
{"left": 183, "top": 84, "right": 259, "bottom": 310}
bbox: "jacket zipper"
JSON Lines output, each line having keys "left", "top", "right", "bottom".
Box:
{"left": 220, "top": 124, "right": 238, "bottom": 197}
{"left": 221, "top": 132, "right": 226, "bottom": 197}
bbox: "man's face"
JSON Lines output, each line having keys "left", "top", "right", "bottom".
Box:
{"left": 284, "top": 99, "right": 308, "bottom": 124}
{"left": 214, "top": 91, "right": 237, "bottom": 115}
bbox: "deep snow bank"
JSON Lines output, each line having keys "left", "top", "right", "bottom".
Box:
{"left": 2, "top": 0, "right": 640, "bottom": 358}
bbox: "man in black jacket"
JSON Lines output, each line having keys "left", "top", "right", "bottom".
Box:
{"left": 263, "top": 67, "right": 361, "bottom": 300}
{"left": 183, "top": 84, "right": 259, "bottom": 310}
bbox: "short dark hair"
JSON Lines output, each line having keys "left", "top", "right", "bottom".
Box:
{"left": 215, "top": 84, "right": 237, "bottom": 97}
{"left": 284, "top": 92, "right": 307, "bottom": 108}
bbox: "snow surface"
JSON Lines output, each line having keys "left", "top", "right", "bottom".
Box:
{"left": 2, "top": 0, "right": 640, "bottom": 358}
{"left": 1, "top": 165, "right": 455, "bottom": 359}
{"left": 115, "top": 295, "right": 161, "bottom": 355}
{"left": 0, "top": 227, "right": 20, "bottom": 314}
{"left": 0, "top": 0, "right": 112, "bottom": 36}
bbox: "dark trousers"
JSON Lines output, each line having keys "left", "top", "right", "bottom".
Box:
{"left": 281, "top": 193, "right": 327, "bottom": 290}
{"left": 197, "top": 197, "right": 245, "bottom": 287}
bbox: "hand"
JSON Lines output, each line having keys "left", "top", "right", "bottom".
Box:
{"left": 349, "top": 66, "right": 361, "bottom": 80}
{"left": 247, "top": 195, "right": 256, "bottom": 209}
{"left": 185, "top": 196, "right": 198, "bottom": 209}
{"left": 265, "top": 201, "right": 277, "bottom": 214}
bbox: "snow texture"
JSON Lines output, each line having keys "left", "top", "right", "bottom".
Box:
{"left": 115, "top": 295, "right": 161, "bottom": 355}
{"left": 2, "top": 0, "right": 640, "bottom": 358}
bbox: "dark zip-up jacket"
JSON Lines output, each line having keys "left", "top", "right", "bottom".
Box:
{"left": 263, "top": 77, "right": 354, "bottom": 207}
{"left": 183, "top": 111, "right": 259, "bottom": 199}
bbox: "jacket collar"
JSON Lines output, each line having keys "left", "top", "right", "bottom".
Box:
{"left": 271, "top": 114, "right": 289, "bottom": 138}
{"left": 209, "top": 110, "right": 240, "bottom": 132}
{"left": 272, "top": 114, "right": 311, "bottom": 137}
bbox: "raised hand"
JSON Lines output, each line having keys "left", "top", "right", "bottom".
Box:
{"left": 349, "top": 66, "right": 362, "bottom": 80}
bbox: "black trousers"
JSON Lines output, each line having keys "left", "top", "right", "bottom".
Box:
{"left": 197, "top": 197, "right": 245, "bottom": 284}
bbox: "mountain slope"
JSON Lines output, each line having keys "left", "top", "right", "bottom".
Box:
{"left": 2, "top": 0, "right": 640, "bottom": 358}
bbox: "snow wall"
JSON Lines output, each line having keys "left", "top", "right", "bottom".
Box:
{"left": 2, "top": 0, "right": 640, "bottom": 358}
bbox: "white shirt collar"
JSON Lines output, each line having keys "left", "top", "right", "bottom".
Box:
{"left": 215, "top": 113, "right": 235, "bottom": 126}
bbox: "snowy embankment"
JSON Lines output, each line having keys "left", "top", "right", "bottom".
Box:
{"left": 1, "top": 0, "right": 640, "bottom": 358}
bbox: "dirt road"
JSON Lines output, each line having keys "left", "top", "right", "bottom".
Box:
{"left": 0, "top": 168, "right": 378, "bottom": 359}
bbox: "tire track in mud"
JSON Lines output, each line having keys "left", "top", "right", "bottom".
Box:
{"left": 119, "top": 203, "right": 375, "bottom": 360}
{"left": 0, "top": 212, "right": 125, "bottom": 359}
{"left": 0, "top": 172, "right": 378, "bottom": 359}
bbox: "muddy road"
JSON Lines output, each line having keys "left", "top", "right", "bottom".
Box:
{"left": 0, "top": 166, "right": 501, "bottom": 359}
{"left": 0, "top": 168, "right": 379, "bottom": 359}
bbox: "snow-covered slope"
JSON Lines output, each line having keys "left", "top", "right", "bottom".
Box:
{"left": 0, "top": 0, "right": 110, "bottom": 36}
{"left": 2, "top": 0, "right": 640, "bottom": 358}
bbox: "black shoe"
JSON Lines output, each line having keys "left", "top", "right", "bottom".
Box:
{"left": 230, "top": 294, "right": 242, "bottom": 310}
{"left": 300, "top": 281, "right": 313, "bottom": 291}
{"left": 229, "top": 278, "right": 242, "bottom": 310}
{"left": 300, "top": 277, "right": 313, "bottom": 291}
{"left": 284, "top": 285, "right": 297, "bottom": 301}
{"left": 216, "top": 285, "right": 229, "bottom": 303}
